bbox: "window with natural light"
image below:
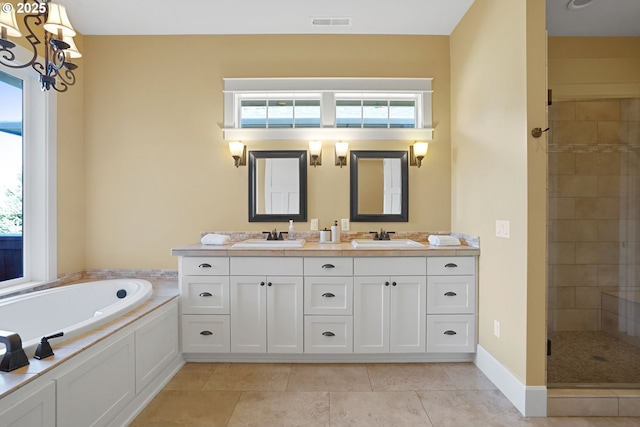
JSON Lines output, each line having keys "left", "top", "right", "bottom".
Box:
{"left": 0, "top": 70, "right": 24, "bottom": 283}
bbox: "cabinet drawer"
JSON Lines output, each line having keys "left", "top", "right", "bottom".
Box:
{"left": 230, "top": 257, "right": 303, "bottom": 276}
{"left": 304, "top": 277, "right": 353, "bottom": 315}
{"left": 427, "top": 257, "right": 475, "bottom": 276}
{"left": 304, "top": 316, "right": 353, "bottom": 353}
{"left": 354, "top": 257, "right": 426, "bottom": 276}
{"left": 427, "top": 276, "right": 476, "bottom": 314}
{"left": 181, "top": 257, "right": 229, "bottom": 276}
{"left": 304, "top": 257, "right": 353, "bottom": 276}
{"left": 181, "top": 315, "right": 230, "bottom": 353}
{"left": 426, "top": 314, "right": 476, "bottom": 353}
{"left": 181, "top": 276, "right": 229, "bottom": 314}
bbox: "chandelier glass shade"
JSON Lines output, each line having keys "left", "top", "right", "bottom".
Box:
{"left": 0, "top": 1, "right": 81, "bottom": 92}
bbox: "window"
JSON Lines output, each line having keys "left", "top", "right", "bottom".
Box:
{"left": 0, "top": 71, "right": 23, "bottom": 282}
{"left": 223, "top": 78, "right": 433, "bottom": 141}
{"left": 0, "top": 64, "right": 56, "bottom": 292}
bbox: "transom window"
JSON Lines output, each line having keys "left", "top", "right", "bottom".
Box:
{"left": 223, "top": 78, "right": 433, "bottom": 141}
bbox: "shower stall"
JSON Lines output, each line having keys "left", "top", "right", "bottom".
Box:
{"left": 547, "top": 98, "right": 640, "bottom": 387}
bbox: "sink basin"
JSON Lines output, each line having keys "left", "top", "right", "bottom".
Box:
{"left": 232, "top": 239, "right": 306, "bottom": 249}
{"left": 350, "top": 239, "right": 425, "bottom": 248}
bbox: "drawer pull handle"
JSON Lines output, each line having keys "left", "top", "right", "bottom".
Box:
{"left": 444, "top": 291, "right": 457, "bottom": 297}
{"left": 385, "top": 281, "right": 390, "bottom": 286}
{"left": 321, "top": 264, "right": 336, "bottom": 269}
{"left": 267, "top": 282, "right": 272, "bottom": 287}
{"left": 322, "top": 331, "right": 335, "bottom": 337}
{"left": 199, "top": 292, "right": 213, "bottom": 297}
{"left": 443, "top": 330, "right": 457, "bottom": 336}
{"left": 260, "top": 282, "right": 265, "bottom": 286}
{"left": 200, "top": 331, "right": 213, "bottom": 336}
{"left": 198, "top": 263, "right": 212, "bottom": 269}
{"left": 322, "top": 292, "right": 335, "bottom": 298}
{"left": 444, "top": 263, "right": 458, "bottom": 268}
{"left": 392, "top": 282, "right": 397, "bottom": 287}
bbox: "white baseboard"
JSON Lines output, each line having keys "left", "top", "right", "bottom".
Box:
{"left": 474, "top": 345, "right": 547, "bottom": 417}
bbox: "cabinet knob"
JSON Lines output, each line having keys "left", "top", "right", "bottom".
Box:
{"left": 443, "top": 330, "right": 457, "bottom": 336}
{"left": 198, "top": 263, "right": 212, "bottom": 268}
{"left": 267, "top": 282, "right": 272, "bottom": 287}
{"left": 392, "top": 282, "right": 397, "bottom": 287}
{"left": 322, "top": 292, "right": 335, "bottom": 298}
{"left": 444, "top": 291, "right": 457, "bottom": 297}
{"left": 199, "top": 292, "right": 213, "bottom": 297}
{"left": 321, "top": 264, "right": 336, "bottom": 269}
{"left": 260, "top": 282, "right": 265, "bottom": 286}
{"left": 200, "top": 331, "right": 213, "bottom": 336}
{"left": 322, "top": 331, "right": 335, "bottom": 337}
{"left": 385, "top": 281, "right": 390, "bottom": 286}
{"left": 444, "top": 263, "right": 458, "bottom": 268}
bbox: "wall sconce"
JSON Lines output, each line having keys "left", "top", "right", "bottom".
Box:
{"left": 410, "top": 142, "right": 429, "bottom": 168}
{"left": 228, "top": 141, "right": 246, "bottom": 167}
{"left": 335, "top": 142, "right": 349, "bottom": 168}
{"left": 309, "top": 141, "right": 322, "bottom": 167}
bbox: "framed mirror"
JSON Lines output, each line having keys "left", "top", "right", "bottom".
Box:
{"left": 249, "top": 150, "right": 307, "bottom": 222}
{"left": 349, "top": 150, "right": 408, "bottom": 222}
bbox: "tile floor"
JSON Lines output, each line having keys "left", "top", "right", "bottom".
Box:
{"left": 130, "top": 362, "right": 640, "bottom": 427}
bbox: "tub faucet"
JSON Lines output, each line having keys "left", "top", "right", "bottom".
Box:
{"left": 0, "top": 330, "right": 29, "bottom": 372}
{"left": 34, "top": 332, "right": 64, "bottom": 360}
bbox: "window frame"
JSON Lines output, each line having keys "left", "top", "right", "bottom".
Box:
{"left": 223, "top": 78, "right": 433, "bottom": 141}
{"left": 0, "top": 61, "right": 57, "bottom": 294}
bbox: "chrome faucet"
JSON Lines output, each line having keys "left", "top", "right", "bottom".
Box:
{"left": 0, "top": 330, "right": 29, "bottom": 372}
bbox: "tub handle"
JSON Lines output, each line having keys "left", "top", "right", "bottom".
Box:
{"left": 444, "top": 330, "right": 457, "bottom": 336}
{"left": 198, "top": 263, "right": 212, "bottom": 269}
{"left": 200, "top": 331, "right": 213, "bottom": 336}
{"left": 199, "top": 292, "right": 213, "bottom": 297}
{"left": 444, "top": 291, "right": 457, "bottom": 297}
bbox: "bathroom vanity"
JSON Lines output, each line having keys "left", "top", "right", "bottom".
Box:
{"left": 173, "top": 239, "right": 479, "bottom": 362}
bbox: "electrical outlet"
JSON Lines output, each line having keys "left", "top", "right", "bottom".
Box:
{"left": 496, "top": 220, "right": 510, "bottom": 238}
{"left": 494, "top": 320, "right": 501, "bottom": 338}
{"left": 310, "top": 218, "right": 318, "bottom": 231}
{"left": 341, "top": 218, "right": 350, "bottom": 231}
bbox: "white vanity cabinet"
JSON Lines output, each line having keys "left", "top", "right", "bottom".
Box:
{"left": 180, "top": 256, "right": 231, "bottom": 353}
{"left": 426, "top": 256, "right": 477, "bottom": 353}
{"left": 230, "top": 257, "right": 304, "bottom": 353}
{"left": 353, "top": 258, "right": 427, "bottom": 353}
{"left": 304, "top": 257, "right": 354, "bottom": 353}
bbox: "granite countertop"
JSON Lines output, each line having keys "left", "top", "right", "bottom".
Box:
{"left": 0, "top": 277, "right": 178, "bottom": 399}
{"left": 171, "top": 240, "right": 480, "bottom": 257}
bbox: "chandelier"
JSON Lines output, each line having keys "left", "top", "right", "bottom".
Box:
{"left": 0, "top": 0, "right": 81, "bottom": 92}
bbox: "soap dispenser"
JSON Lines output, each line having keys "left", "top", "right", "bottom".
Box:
{"left": 288, "top": 219, "right": 295, "bottom": 240}
{"left": 331, "top": 220, "right": 341, "bottom": 243}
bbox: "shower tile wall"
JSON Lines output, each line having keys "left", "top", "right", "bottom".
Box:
{"left": 548, "top": 99, "right": 640, "bottom": 334}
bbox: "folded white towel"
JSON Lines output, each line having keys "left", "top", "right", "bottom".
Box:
{"left": 428, "top": 235, "right": 461, "bottom": 246}
{"left": 201, "top": 233, "right": 230, "bottom": 245}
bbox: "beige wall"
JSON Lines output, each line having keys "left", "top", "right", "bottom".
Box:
{"left": 77, "top": 35, "right": 452, "bottom": 269}
{"left": 450, "top": 0, "right": 546, "bottom": 385}
{"left": 548, "top": 37, "right": 640, "bottom": 101}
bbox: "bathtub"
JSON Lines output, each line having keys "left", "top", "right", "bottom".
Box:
{"left": 0, "top": 278, "right": 153, "bottom": 357}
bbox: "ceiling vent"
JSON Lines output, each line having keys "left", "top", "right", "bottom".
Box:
{"left": 311, "top": 17, "right": 352, "bottom": 26}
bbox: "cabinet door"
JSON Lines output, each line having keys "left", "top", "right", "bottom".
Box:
{"left": 353, "top": 277, "right": 389, "bottom": 353}
{"left": 389, "top": 276, "right": 426, "bottom": 353}
{"left": 0, "top": 381, "right": 55, "bottom": 427}
{"left": 266, "top": 276, "right": 303, "bottom": 353}
{"left": 230, "top": 276, "right": 267, "bottom": 352}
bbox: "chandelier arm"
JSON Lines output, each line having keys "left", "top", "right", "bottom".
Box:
{"left": 0, "top": 13, "right": 42, "bottom": 69}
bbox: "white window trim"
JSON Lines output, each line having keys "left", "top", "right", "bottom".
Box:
{"left": 223, "top": 78, "right": 434, "bottom": 141}
{"left": 0, "top": 55, "right": 57, "bottom": 295}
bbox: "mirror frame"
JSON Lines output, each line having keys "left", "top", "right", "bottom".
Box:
{"left": 248, "top": 150, "right": 308, "bottom": 222}
{"left": 349, "top": 150, "right": 409, "bottom": 222}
